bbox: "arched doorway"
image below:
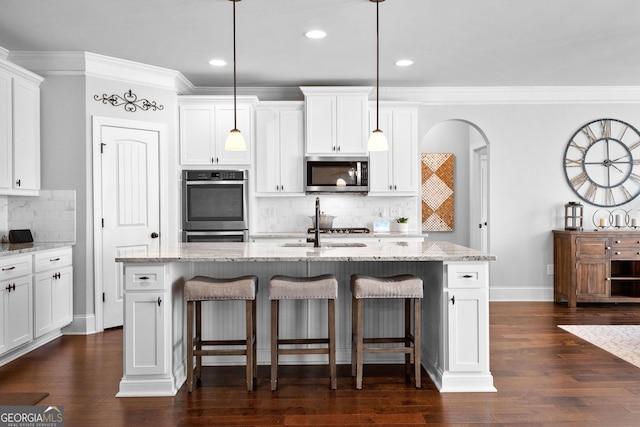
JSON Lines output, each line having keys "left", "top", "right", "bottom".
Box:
{"left": 421, "top": 120, "right": 490, "bottom": 252}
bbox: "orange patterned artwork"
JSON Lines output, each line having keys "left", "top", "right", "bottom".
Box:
{"left": 421, "top": 153, "right": 454, "bottom": 231}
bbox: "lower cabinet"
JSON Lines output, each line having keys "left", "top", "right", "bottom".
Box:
{"left": 0, "top": 246, "right": 73, "bottom": 363}
{"left": 34, "top": 248, "right": 73, "bottom": 338}
{"left": 0, "top": 275, "right": 33, "bottom": 354}
{"left": 440, "top": 261, "right": 494, "bottom": 392}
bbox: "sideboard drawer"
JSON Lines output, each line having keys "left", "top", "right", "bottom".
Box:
{"left": 576, "top": 237, "right": 608, "bottom": 259}
{"left": 611, "top": 238, "right": 640, "bottom": 248}
{"left": 610, "top": 249, "right": 640, "bottom": 259}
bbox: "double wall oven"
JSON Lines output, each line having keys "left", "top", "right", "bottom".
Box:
{"left": 182, "top": 170, "right": 249, "bottom": 242}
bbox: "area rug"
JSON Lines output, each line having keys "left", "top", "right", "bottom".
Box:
{"left": 0, "top": 392, "right": 48, "bottom": 406}
{"left": 559, "top": 325, "right": 640, "bottom": 368}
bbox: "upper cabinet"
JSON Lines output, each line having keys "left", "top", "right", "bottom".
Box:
{"left": 368, "top": 104, "right": 419, "bottom": 196}
{"left": 0, "top": 58, "right": 43, "bottom": 196}
{"left": 255, "top": 102, "right": 304, "bottom": 195}
{"left": 178, "top": 96, "right": 257, "bottom": 166}
{"left": 300, "top": 87, "right": 370, "bottom": 155}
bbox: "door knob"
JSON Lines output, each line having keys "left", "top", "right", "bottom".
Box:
{"left": 151, "top": 232, "right": 159, "bottom": 238}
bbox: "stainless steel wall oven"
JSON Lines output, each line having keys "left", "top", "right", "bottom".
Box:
{"left": 181, "top": 170, "right": 248, "bottom": 242}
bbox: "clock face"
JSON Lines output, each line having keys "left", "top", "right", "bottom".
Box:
{"left": 564, "top": 118, "right": 640, "bottom": 207}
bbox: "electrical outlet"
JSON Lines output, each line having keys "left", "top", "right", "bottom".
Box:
{"left": 390, "top": 207, "right": 400, "bottom": 217}
{"left": 378, "top": 208, "right": 388, "bottom": 217}
{"left": 547, "top": 264, "right": 554, "bottom": 275}
{"left": 267, "top": 207, "right": 276, "bottom": 218}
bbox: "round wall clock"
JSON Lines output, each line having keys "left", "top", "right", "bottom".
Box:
{"left": 563, "top": 118, "right": 640, "bottom": 207}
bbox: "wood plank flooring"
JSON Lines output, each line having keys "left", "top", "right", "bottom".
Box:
{"left": 2, "top": 302, "right": 640, "bottom": 426}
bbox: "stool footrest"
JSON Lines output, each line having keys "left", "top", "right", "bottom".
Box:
{"left": 199, "top": 339, "right": 250, "bottom": 347}
{"left": 194, "top": 349, "right": 247, "bottom": 356}
{"left": 278, "top": 348, "right": 330, "bottom": 355}
{"left": 278, "top": 338, "right": 329, "bottom": 346}
{"left": 363, "top": 347, "right": 415, "bottom": 354}
{"left": 363, "top": 337, "right": 414, "bottom": 344}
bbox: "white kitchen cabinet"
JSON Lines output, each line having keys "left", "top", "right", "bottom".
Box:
{"left": 179, "top": 97, "right": 257, "bottom": 166}
{"left": 0, "top": 59, "right": 42, "bottom": 195}
{"left": 33, "top": 248, "right": 73, "bottom": 338}
{"left": 0, "top": 254, "right": 33, "bottom": 355}
{"left": 301, "top": 87, "right": 370, "bottom": 155}
{"left": 369, "top": 105, "right": 418, "bottom": 196}
{"left": 255, "top": 103, "right": 304, "bottom": 195}
{"left": 118, "top": 263, "right": 187, "bottom": 396}
{"left": 440, "top": 261, "right": 494, "bottom": 391}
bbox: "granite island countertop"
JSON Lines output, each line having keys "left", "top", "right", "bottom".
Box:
{"left": 0, "top": 242, "right": 75, "bottom": 257}
{"left": 115, "top": 241, "right": 496, "bottom": 263}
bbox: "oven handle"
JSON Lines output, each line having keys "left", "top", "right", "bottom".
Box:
{"left": 185, "top": 231, "right": 247, "bottom": 236}
{"left": 184, "top": 180, "right": 247, "bottom": 185}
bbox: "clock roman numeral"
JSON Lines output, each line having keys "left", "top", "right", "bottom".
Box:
{"left": 617, "top": 123, "right": 629, "bottom": 140}
{"left": 570, "top": 172, "right": 589, "bottom": 189}
{"left": 629, "top": 139, "right": 640, "bottom": 152}
{"left": 565, "top": 158, "right": 583, "bottom": 168}
{"left": 620, "top": 184, "right": 633, "bottom": 201}
{"left": 605, "top": 188, "right": 615, "bottom": 206}
{"left": 600, "top": 120, "right": 611, "bottom": 138}
{"left": 581, "top": 125, "right": 598, "bottom": 145}
{"left": 584, "top": 182, "right": 598, "bottom": 202}
{"left": 569, "top": 140, "right": 587, "bottom": 154}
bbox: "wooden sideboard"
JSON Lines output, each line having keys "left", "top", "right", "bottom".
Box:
{"left": 553, "top": 230, "right": 640, "bottom": 307}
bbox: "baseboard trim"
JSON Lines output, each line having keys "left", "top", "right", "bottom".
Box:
{"left": 490, "top": 286, "right": 554, "bottom": 302}
{"left": 62, "top": 314, "right": 98, "bottom": 335}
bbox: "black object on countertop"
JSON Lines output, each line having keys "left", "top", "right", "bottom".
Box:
{"left": 8, "top": 229, "right": 33, "bottom": 243}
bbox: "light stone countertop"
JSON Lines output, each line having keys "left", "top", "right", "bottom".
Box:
{"left": 0, "top": 242, "right": 75, "bottom": 257}
{"left": 250, "top": 232, "right": 426, "bottom": 240}
{"left": 115, "top": 241, "right": 495, "bottom": 263}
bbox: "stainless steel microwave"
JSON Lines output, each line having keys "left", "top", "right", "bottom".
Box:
{"left": 304, "top": 156, "right": 369, "bottom": 194}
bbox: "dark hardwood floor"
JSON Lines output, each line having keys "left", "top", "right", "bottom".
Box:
{"left": 2, "top": 302, "right": 640, "bottom": 426}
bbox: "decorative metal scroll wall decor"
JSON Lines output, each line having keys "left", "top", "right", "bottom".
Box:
{"left": 94, "top": 89, "right": 164, "bottom": 112}
{"left": 421, "top": 153, "right": 455, "bottom": 232}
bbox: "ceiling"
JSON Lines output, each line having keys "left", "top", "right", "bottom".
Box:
{"left": 1, "top": 0, "right": 640, "bottom": 89}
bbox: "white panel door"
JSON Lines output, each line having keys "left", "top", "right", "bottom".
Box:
{"left": 100, "top": 125, "right": 160, "bottom": 329}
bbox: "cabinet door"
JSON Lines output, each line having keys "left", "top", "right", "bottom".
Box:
{"left": 576, "top": 260, "right": 609, "bottom": 298}
{"left": 0, "top": 71, "right": 10, "bottom": 190}
{"left": 576, "top": 237, "right": 608, "bottom": 258}
{"left": 125, "top": 292, "right": 166, "bottom": 375}
{"left": 34, "top": 272, "right": 54, "bottom": 338}
{"left": 446, "top": 289, "right": 489, "bottom": 372}
{"left": 0, "top": 286, "right": 6, "bottom": 354}
{"left": 391, "top": 109, "right": 418, "bottom": 193}
{"left": 12, "top": 76, "right": 40, "bottom": 191}
{"left": 215, "top": 104, "right": 252, "bottom": 165}
{"left": 255, "top": 110, "right": 281, "bottom": 193}
{"left": 336, "top": 95, "right": 367, "bottom": 154}
{"left": 179, "top": 105, "right": 215, "bottom": 165}
{"left": 6, "top": 276, "right": 33, "bottom": 351}
{"left": 278, "top": 109, "right": 304, "bottom": 193}
{"left": 305, "top": 95, "right": 336, "bottom": 154}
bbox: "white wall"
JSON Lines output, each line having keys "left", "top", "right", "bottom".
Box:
{"left": 418, "top": 101, "right": 640, "bottom": 301}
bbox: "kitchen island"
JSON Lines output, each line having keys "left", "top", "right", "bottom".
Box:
{"left": 115, "top": 241, "right": 496, "bottom": 396}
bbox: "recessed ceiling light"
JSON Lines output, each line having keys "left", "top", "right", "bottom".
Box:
{"left": 395, "top": 59, "right": 414, "bottom": 67}
{"left": 305, "top": 30, "right": 327, "bottom": 39}
{"left": 209, "top": 59, "right": 227, "bottom": 67}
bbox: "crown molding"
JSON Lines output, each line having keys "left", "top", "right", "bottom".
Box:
{"left": 8, "top": 51, "right": 193, "bottom": 94}
{"left": 382, "top": 86, "right": 640, "bottom": 105}
{"left": 190, "top": 86, "right": 303, "bottom": 101}
{"left": 0, "top": 46, "right": 8, "bottom": 61}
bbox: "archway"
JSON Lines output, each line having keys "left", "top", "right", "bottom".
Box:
{"left": 420, "top": 120, "right": 490, "bottom": 251}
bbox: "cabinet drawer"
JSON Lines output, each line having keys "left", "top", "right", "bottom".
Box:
{"left": 125, "top": 265, "right": 165, "bottom": 291}
{"left": 34, "top": 247, "right": 72, "bottom": 272}
{"left": 611, "top": 237, "right": 640, "bottom": 248}
{"left": 0, "top": 255, "right": 32, "bottom": 280}
{"left": 610, "top": 249, "right": 640, "bottom": 259}
{"left": 446, "top": 262, "right": 488, "bottom": 288}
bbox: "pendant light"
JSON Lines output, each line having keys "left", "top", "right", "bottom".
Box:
{"left": 368, "top": 0, "right": 388, "bottom": 151}
{"left": 225, "top": 0, "right": 246, "bottom": 151}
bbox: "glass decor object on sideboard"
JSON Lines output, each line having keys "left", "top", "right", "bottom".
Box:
{"left": 628, "top": 209, "right": 640, "bottom": 229}
{"left": 592, "top": 208, "right": 611, "bottom": 229}
{"left": 564, "top": 201, "right": 584, "bottom": 230}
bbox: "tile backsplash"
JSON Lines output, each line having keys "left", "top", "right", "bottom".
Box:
{"left": 4, "top": 190, "right": 76, "bottom": 242}
{"left": 254, "top": 195, "right": 419, "bottom": 233}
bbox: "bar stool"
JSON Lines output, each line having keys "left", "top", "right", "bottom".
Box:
{"left": 350, "top": 274, "right": 423, "bottom": 390}
{"left": 184, "top": 275, "right": 258, "bottom": 392}
{"left": 269, "top": 274, "right": 338, "bottom": 391}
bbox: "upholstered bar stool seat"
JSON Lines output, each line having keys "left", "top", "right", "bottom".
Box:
{"left": 184, "top": 275, "right": 258, "bottom": 392}
{"left": 269, "top": 274, "right": 338, "bottom": 391}
{"left": 350, "top": 274, "right": 423, "bottom": 389}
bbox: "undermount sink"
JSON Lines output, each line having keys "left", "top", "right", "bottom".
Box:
{"left": 282, "top": 242, "right": 366, "bottom": 248}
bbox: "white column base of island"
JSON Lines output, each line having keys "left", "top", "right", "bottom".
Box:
{"left": 115, "top": 242, "right": 496, "bottom": 397}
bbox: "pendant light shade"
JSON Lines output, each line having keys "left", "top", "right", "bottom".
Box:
{"left": 368, "top": 0, "right": 388, "bottom": 151}
{"left": 225, "top": 0, "right": 246, "bottom": 151}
